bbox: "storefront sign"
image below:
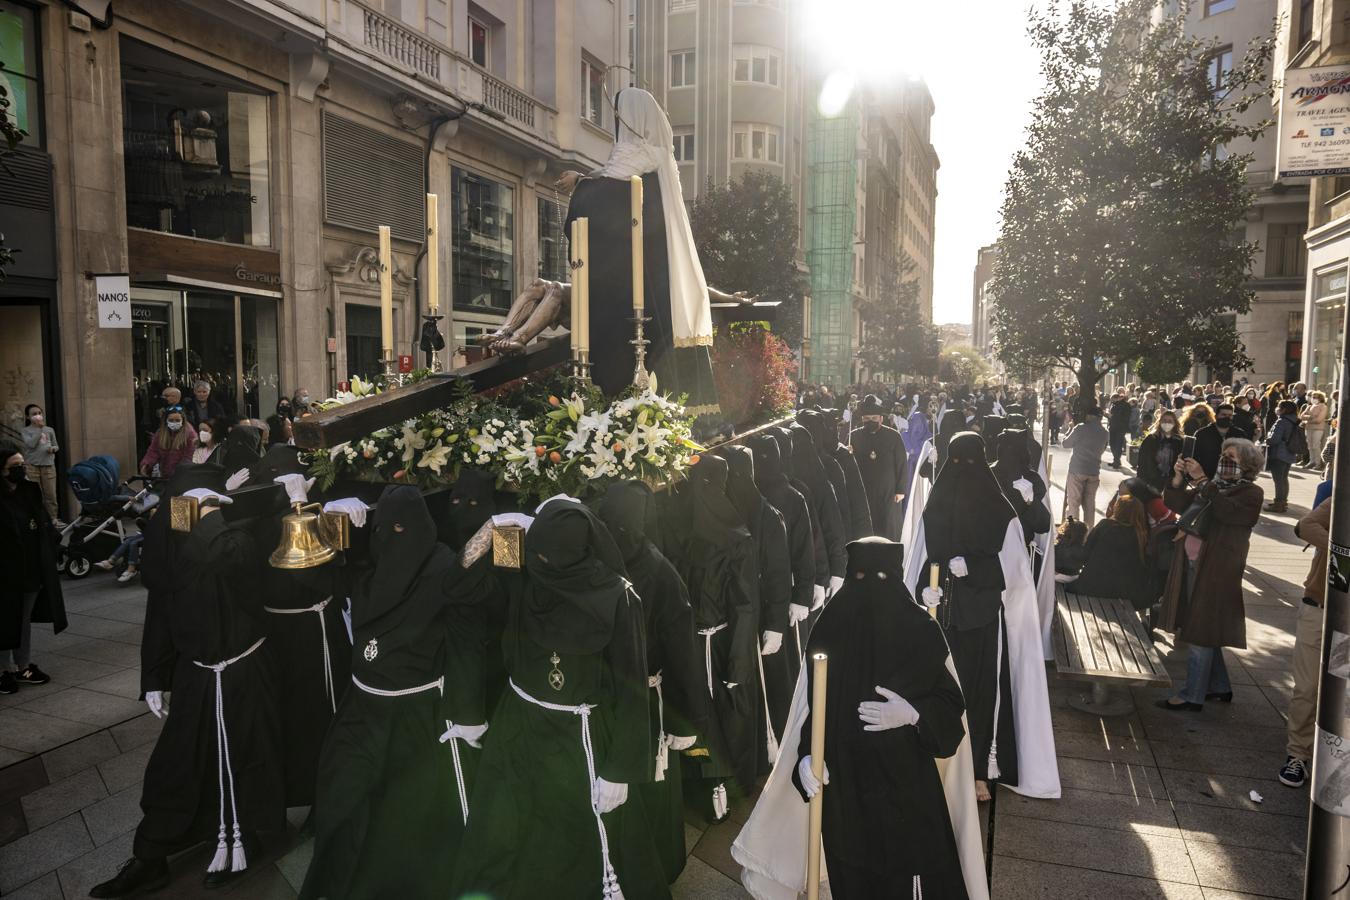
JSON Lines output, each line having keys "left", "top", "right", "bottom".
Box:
{"left": 95, "top": 275, "right": 131, "bottom": 328}
{"left": 1278, "top": 64, "right": 1350, "bottom": 178}
{"left": 398, "top": 354, "right": 414, "bottom": 373}
{"left": 127, "top": 229, "right": 282, "bottom": 294}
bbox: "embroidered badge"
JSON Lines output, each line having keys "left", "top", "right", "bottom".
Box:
{"left": 363, "top": 638, "right": 378, "bottom": 662}
{"left": 869, "top": 450, "right": 877, "bottom": 460}
{"left": 548, "top": 652, "right": 565, "bottom": 691}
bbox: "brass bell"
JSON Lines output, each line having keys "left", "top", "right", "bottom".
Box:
{"left": 270, "top": 502, "right": 338, "bottom": 570}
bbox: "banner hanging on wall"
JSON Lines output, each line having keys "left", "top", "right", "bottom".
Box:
{"left": 94, "top": 275, "right": 132, "bottom": 329}
{"left": 1277, "top": 64, "right": 1350, "bottom": 179}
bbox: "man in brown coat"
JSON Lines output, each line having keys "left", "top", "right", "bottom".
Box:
{"left": 1281, "top": 498, "right": 1331, "bottom": 788}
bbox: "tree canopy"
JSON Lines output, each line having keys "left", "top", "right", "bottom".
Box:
{"left": 991, "top": 0, "right": 1271, "bottom": 396}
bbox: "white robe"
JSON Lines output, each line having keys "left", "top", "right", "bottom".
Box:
{"left": 1034, "top": 452, "right": 1056, "bottom": 661}
{"left": 899, "top": 439, "right": 934, "bottom": 557}
{"left": 904, "top": 518, "right": 1061, "bottom": 801}
{"left": 731, "top": 655, "right": 989, "bottom": 900}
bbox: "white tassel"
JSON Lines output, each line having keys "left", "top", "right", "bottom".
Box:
{"left": 230, "top": 825, "right": 247, "bottom": 872}
{"left": 987, "top": 745, "right": 1001, "bottom": 781}
{"left": 766, "top": 730, "right": 779, "bottom": 763}
{"left": 712, "top": 782, "right": 729, "bottom": 820}
{"left": 207, "top": 828, "right": 229, "bottom": 873}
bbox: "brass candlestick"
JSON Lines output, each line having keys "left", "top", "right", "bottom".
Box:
{"left": 575, "top": 348, "right": 593, "bottom": 383}
{"left": 631, "top": 313, "right": 651, "bottom": 390}
{"left": 381, "top": 349, "right": 397, "bottom": 386}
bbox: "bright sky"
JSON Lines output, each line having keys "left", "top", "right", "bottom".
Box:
{"left": 799, "top": 0, "right": 1047, "bottom": 324}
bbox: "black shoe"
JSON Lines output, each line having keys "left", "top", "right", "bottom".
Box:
{"left": 1205, "top": 690, "right": 1233, "bottom": 703}
{"left": 15, "top": 663, "right": 50, "bottom": 686}
{"left": 89, "top": 857, "right": 169, "bottom": 898}
{"left": 1279, "top": 755, "right": 1308, "bottom": 788}
{"left": 0, "top": 671, "right": 15, "bottom": 695}
{"left": 1155, "top": 697, "right": 1202, "bottom": 712}
{"left": 203, "top": 867, "right": 247, "bottom": 890}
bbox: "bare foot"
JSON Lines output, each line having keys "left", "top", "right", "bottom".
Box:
{"left": 975, "top": 780, "right": 991, "bottom": 802}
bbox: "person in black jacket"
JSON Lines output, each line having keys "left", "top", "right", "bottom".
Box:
{"left": 1192, "top": 402, "right": 1251, "bottom": 479}
{"left": 1064, "top": 494, "right": 1154, "bottom": 610}
{"left": 1135, "top": 409, "right": 1183, "bottom": 492}
{"left": 848, "top": 396, "right": 908, "bottom": 539}
{"left": 993, "top": 430, "right": 1051, "bottom": 546}
{"left": 0, "top": 444, "right": 64, "bottom": 695}
{"left": 1108, "top": 390, "right": 1132, "bottom": 468}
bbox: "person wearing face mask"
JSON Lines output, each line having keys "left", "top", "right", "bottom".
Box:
{"left": 1232, "top": 394, "right": 1257, "bottom": 437}
{"left": 0, "top": 444, "right": 64, "bottom": 695}
{"left": 1265, "top": 399, "right": 1302, "bottom": 513}
{"left": 191, "top": 417, "right": 224, "bottom": 465}
{"left": 1192, "top": 402, "right": 1251, "bottom": 480}
{"left": 849, "top": 395, "right": 909, "bottom": 539}
{"left": 138, "top": 406, "right": 197, "bottom": 478}
{"left": 1156, "top": 440, "right": 1263, "bottom": 711}
{"left": 20, "top": 403, "right": 60, "bottom": 522}
{"left": 1135, "top": 410, "right": 1184, "bottom": 493}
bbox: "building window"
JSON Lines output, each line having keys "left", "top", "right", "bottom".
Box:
{"left": 670, "top": 50, "right": 695, "bottom": 88}
{"left": 669, "top": 0, "right": 695, "bottom": 11}
{"left": 673, "top": 128, "right": 695, "bottom": 163}
{"left": 537, "top": 195, "right": 568, "bottom": 282}
{"left": 1299, "top": 0, "right": 1314, "bottom": 47}
{"left": 469, "top": 16, "right": 490, "bottom": 67}
{"left": 1266, "top": 222, "right": 1307, "bottom": 278}
{"left": 1204, "top": 0, "right": 1236, "bottom": 14}
{"left": 1207, "top": 46, "right": 1233, "bottom": 92}
{"left": 733, "top": 45, "right": 782, "bottom": 87}
{"left": 581, "top": 57, "right": 605, "bottom": 127}
{"left": 452, "top": 166, "right": 515, "bottom": 313}
{"left": 120, "top": 38, "right": 272, "bottom": 247}
{"left": 0, "top": 1, "right": 41, "bottom": 146}
{"left": 733, "top": 123, "right": 782, "bottom": 163}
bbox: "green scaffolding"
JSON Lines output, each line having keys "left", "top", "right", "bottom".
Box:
{"left": 806, "top": 103, "right": 858, "bottom": 388}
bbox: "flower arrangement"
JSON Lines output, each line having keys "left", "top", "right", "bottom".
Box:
{"left": 308, "top": 368, "right": 702, "bottom": 502}
{"left": 710, "top": 322, "right": 797, "bottom": 429}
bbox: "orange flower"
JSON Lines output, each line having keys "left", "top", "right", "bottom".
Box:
{"left": 612, "top": 441, "right": 623, "bottom": 452}
{"left": 393, "top": 469, "right": 407, "bottom": 481}
{"left": 549, "top": 451, "right": 562, "bottom": 464}
{"left": 548, "top": 395, "right": 561, "bottom": 406}
{"left": 688, "top": 454, "right": 701, "bottom": 466}
{"left": 535, "top": 445, "right": 547, "bottom": 457}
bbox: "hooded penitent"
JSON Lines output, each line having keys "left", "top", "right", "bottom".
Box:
{"left": 993, "top": 429, "right": 1051, "bottom": 545}
{"left": 220, "top": 425, "right": 264, "bottom": 475}
{"left": 848, "top": 404, "right": 909, "bottom": 541}
{"left": 446, "top": 468, "right": 497, "bottom": 551}
{"left": 798, "top": 410, "right": 870, "bottom": 541}
{"left": 980, "top": 416, "right": 1007, "bottom": 463}
{"left": 786, "top": 425, "right": 846, "bottom": 580}
{"left": 923, "top": 409, "right": 967, "bottom": 478}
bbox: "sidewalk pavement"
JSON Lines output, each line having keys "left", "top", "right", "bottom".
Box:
{"left": 0, "top": 442, "right": 1325, "bottom": 898}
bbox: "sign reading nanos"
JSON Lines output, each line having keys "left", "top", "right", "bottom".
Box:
{"left": 1278, "top": 65, "right": 1350, "bottom": 178}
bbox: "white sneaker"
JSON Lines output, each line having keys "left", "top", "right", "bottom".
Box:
{"left": 116, "top": 569, "right": 137, "bottom": 584}
{"left": 94, "top": 560, "right": 116, "bottom": 571}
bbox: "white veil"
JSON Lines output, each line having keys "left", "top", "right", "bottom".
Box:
{"left": 590, "top": 89, "right": 712, "bottom": 347}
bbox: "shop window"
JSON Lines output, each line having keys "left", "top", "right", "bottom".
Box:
{"left": 1266, "top": 222, "right": 1307, "bottom": 278}
{"left": 346, "top": 305, "right": 384, "bottom": 385}
{"left": 581, "top": 56, "right": 605, "bottom": 128}
{"left": 537, "top": 195, "right": 568, "bottom": 282}
{"left": 670, "top": 50, "right": 695, "bottom": 89}
{"left": 120, "top": 38, "right": 272, "bottom": 247}
{"left": 0, "top": 1, "right": 41, "bottom": 146}
{"left": 452, "top": 166, "right": 515, "bottom": 313}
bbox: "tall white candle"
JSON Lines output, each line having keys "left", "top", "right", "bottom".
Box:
{"left": 570, "top": 219, "right": 581, "bottom": 359}
{"left": 576, "top": 217, "right": 590, "bottom": 354}
{"left": 426, "top": 194, "right": 439, "bottom": 314}
{"left": 378, "top": 225, "right": 393, "bottom": 354}
{"left": 631, "top": 175, "right": 644, "bottom": 312}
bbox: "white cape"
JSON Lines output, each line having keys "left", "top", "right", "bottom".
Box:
{"left": 904, "top": 519, "right": 1061, "bottom": 801}
{"left": 1034, "top": 453, "right": 1056, "bottom": 661}
{"left": 731, "top": 655, "right": 989, "bottom": 900}
{"left": 899, "top": 439, "right": 933, "bottom": 556}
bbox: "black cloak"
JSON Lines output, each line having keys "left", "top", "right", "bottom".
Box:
{"left": 981, "top": 415, "right": 1007, "bottom": 463}
{"left": 921, "top": 410, "right": 967, "bottom": 479}
{"left": 771, "top": 428, "right": 830, "bottom": 588}
{"left": 792, "top": 539, "right": 968, "bottom": 899}
{"left": 220, "top": 425, "right": 263, "bottom": 475}
{"left": 848, "top": 419, "right": 909, "bottom": 540}
{"left": 797, "top": 410, "right": 869, "bottom": 541}
{"left": 822, "top": 408, "right": 875, "bottom": 540}
{"left": 0, "top": 476, "right": 65, "bottom": 652}
{"left": 786, "top": 425, "right": 846, "bottom": 580}
{"left": 993, "top": 429, "right": 1051, "bottom": 545}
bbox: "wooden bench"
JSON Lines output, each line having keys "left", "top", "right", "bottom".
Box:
{"left": 1052, "top": 585, "right": 1170, "bottom": 715}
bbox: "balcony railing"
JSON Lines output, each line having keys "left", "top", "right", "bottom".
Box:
{"left": 361, "top": 5, "right": 440, "bottom": 79}
{"left": 482, "top": 72, "right": 535, "bottom": 127}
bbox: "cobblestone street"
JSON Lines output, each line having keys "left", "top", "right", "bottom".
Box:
{"left": 0, "top": 443, "right": 1327, "bottom": 898}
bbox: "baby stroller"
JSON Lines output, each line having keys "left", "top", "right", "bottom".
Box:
{"left": 59, "top": 455, "right": 157, "bottom": 579}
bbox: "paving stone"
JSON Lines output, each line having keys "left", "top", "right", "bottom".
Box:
{"left": 0, "top": 745, "right": 32, "bottom": 767}
{"left": 81, "top": 782, "right": 142, "bottom": 846}
{"left": 991, "top": 855, "right": 1205, "bottom": 899}
{"left": 21, "top": 767, "right": 109, "bottom": 831}
{"left": 17, "top": 686, "right": 147, "bottom": 728}
{"left": 61, "top": 613, "right": 144, "bottom": 641}
{"left": 672, "top": 855, "right": 751, "bottom": 900}
{"left": 276, "top": 833, "right": 314, "bottom": 893}
{"left": 1051, "top": 729, "right": 1156, "bottom": 766}
{"left": 993, "top": 813, "right": 1198, "bottom": 884}
{"left": 1150, "top": 741, "right": 1285, "bottom": 780}
{"left": 1057, "top": 757, "right": 1168, "bottom": 799}
{"left": 1187, "top": 840, "right": 1303, "bottom": 898}
{"left": 1135, "top": 685, "right": 1284, "bottom": 728}
{"left": 96, "top": 742, "right": 153, "bottom": 794}
{"left": 36, "top": 652, "right": 125, "bottom": 687}
{"left": 54, "top": 828, "right": 134, "bottom": 900}
{"left": 997, "top": 786, "right": 1182, "bottom": 837}
{"left": 40, "top": 730, "right": 120, "bottom": 782}
{"left": 0, "top": 812, "right": 93, "bottom": 892}
{"left": 80, "top": 599, "right": 148, "bottom": 625}
{"left": 79, "top": 667, "right": 144, "bottom": 700}
{"left": 1159, "top": 768, "right": 1309, "bottom": 817}
{"left": 1049, "top": 703, "right": 1147, "bottom": 737}
{"left": 0, "top": 756, "right": 48, "bottom": 804}
{"left": 0, "top": 872, "right": 63, "bottom": 899}
{"left": 110, "top": 712, "right": 163, "bottom": 752}
{"left": 48, "top": 637, "right": 141, "bottom": 668}
{"left": 0, "top": 707, "right": 98, "bottom": 754}
{"left": 691, "top": 812, "right": 744, "bottom": 881}
{"left": 0, "top": 797, "right": 27, "bottom": 846}
{"left": 1173, "top": 801, "right": 1306, "bottom": 855}
{"left": 1137, "top": 717, "right": 1287, "bottom": 755}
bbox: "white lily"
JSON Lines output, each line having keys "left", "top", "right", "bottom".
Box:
{"left": 328, "top": 441, "right": 351, "bottom": 461}
{"left": 417, "top": 443, "right": 452, "bottom": 474}
{"left": 400, "top": 425, "right": 427, "bottom": 464}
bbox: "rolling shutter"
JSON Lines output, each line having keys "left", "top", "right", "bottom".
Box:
{"left": 322, "top": 112, "right": 424, "bottom": 242}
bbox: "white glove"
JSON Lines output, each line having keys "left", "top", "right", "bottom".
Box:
{"left": 858, "top": 685, "right": 919, "bottom": 732}
{"left": 827, "top": 575, "right": 844, "bottom": 598}
{"left": 812, "top": 584, "right": 827, "bottom": 610}
{"left": 225, "top": 468, "right": 250, "bottom": 491}
{"left": 920, "top": 586, "right": 943, "bottom": 609}
{"left": 949, "top": 556, "right": 968, "bottom": 578}
{"left": 491, "top": 512, "right": 535, "bottom": 531}
{"left": 667, "top": 734, "right": 697, "bottom": 751}
{"left": 439, "top": 721, "right": 489, "bottom": 749}
{"left": 1012, "top": 477, "right": 1034, "bottom": 505}
{"left": 182, "top": 488, "right": 233, "bottom": 506}
{"left": 788, "top": 603, "right": 810, "bottom": 626}
{"left": 797, "top": 755, "right": 829, "bottom": 799}
{"left": 761, "top": 631, "right": 783, "bottom": 655}
{"left": 592, "top": 777, "right": 629, "bottom": 814}
{"left": 274, "top": 473, "right": 315, "bottom": 505}
{"left": 927, "top": 445, "right": 938, "bottom": 464}
{"left": 145, "top": 690, "right": 169, "bottom": 719}
{"left": 324, "top": 498, "right": 370, "bottom": 528}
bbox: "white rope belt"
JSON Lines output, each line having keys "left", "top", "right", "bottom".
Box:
{"left": 351, "top": 674, "right": 444, "bottom": 698}
{"left": 192, "top": 636, "right": 266, "bottom": 875}
{"left": 510, "top": 678, "right": 623, "bottom": 900}
{"left": 987, "top": 609, "right": 1005, "bottom": 781}
{"left": 648, "top": 672, "right": 668, "bottom": 782}
{"left": 264, "top": 596, "right": 335, "bottom": 713}
{"left": 697, "top": 623, "right": 729, "bottom": 698}
{"left": 755, "top": 646, "right": 779, "bottom": 765}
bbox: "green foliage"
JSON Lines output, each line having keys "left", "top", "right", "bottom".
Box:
{"left": 710, "top": 321, "right": 798, "bottom": 428}
{"left": 1135, "top": 345, "right": 1194, "bottom": 385}
{"left": 939, "top": 343, "right": 992, "bottom": 385}
{"left": 690, "top": 169, "right": 808, "bottom": 345}
{"left": 991, "top": 0, "right": 1273, "bottom": 398}
{"left": 855, "top": 255, "right": 941, "bottom": 380}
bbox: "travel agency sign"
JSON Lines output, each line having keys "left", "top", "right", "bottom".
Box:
{"left": 1278, "top": 64, "right": 1350, "bottom": 178}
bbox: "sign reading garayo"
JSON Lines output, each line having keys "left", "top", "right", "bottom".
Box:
{"left": 1278, "top": 64, "right": 1350, "bottom": 178}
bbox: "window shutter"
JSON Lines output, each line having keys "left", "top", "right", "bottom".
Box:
{"left": 322, "top": 112, "right": 425, "bottom": 242}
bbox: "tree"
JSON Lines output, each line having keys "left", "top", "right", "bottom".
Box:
{"left": 991, "top": 0, "right": 1272, "bottom": 400}
{"left": 710, "top": 322, "right": 798, "bottom": 428}
{"left": 855, "top": 255, "right": 941, "bottom": 380}
{"left": 939, "top": 343, "right": 992, "bottom": 385}
{"left": 691, "top": 169, "right": 808, "bottom": 345}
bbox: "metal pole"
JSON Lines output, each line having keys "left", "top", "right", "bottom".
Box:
{"left": 1305, "top": 297, "right": 1350, "bottom": 897}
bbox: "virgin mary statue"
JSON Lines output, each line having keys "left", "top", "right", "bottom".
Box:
{"left": 558, "top": 88, "right": 731, "bottom": 416}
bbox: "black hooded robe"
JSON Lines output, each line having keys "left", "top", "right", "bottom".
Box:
{"left": 849, "top": 422, "right": 909, "bottom": 540}
{"left": 301, "top": 487, "right": 490, "bottom": 900}
{"left": 771, "top": 428, "right": 830, "bottom": 594}
{"left": 792, "top": 539, "right": 968, "bottom": 900}
{"left": 452, "top": 498, "right": 667, "bottom": 900}
{"left": 993, "top": 430, "right": 1051, "bottom": 548}
{"left": 785, "top": 425, "right": 847, "bottom": 583}
{"left": 920, "top": 410, "right": 967, "bottom": 480}
{"left": 800, "top": 409, "right": 872, "bottom": 541}
{"left": 921, "top": 432, "right": 1019, "bottom": 786}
